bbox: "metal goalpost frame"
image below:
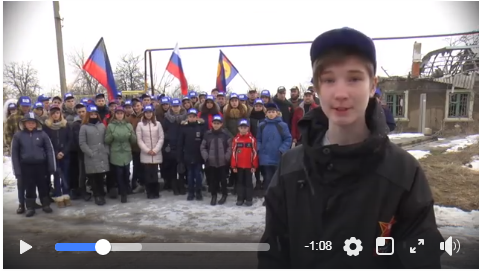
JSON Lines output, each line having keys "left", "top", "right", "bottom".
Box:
{"left": 143, "top": 30, "right": 479, "bottom": 95}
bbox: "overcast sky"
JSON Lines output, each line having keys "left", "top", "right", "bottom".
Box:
{"left": 3, "top": 1, "right": 479, "bottom": 95}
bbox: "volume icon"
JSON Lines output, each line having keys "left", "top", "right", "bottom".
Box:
{"left": 440, "top": 236, "right": 460, "bottom": 256}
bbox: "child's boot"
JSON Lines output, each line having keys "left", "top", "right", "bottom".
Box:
{"left": 25, "top": 198, "right": 36, "bottom": 217}
{"left": 41, "top": 197, "right": 53, "bottom": 213}
{"left": 55, "top": 196, "right": 66, "bottom": 208}
{"left": 63, "top": 194, "right": 72, "bottom": 206}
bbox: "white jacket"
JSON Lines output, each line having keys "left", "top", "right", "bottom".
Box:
{"left": 136, "top": 118, "right": 165, "bottom": 164}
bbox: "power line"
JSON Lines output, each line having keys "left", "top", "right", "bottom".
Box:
{"left": 145, "top": 30, "right": 479, "bottom": 52}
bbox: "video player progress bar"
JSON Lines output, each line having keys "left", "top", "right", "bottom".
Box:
{"left": 56, "top": 240, "right": 270, "bottom": 255}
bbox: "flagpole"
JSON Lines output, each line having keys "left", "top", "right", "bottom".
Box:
{"left": 237, "top": 73, "right": 253, "bottom": 90}
{"left": 158, "top": 68, "right": 168, "bottom": 94}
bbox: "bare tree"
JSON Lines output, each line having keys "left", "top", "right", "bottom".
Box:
{"left": 157, "top": 74, "right": 177, "bottom": 95}
{"left": 115, "top": 53, "right": 144, "bottom": 92}
{"left": 3, "top": 61, "right": 42, "bottom": 98}
{"left": 67, "top": 49, "right": 105, "bottom": 96}
{"left": 445, "top": 32, "right": 479, "bottom": 46}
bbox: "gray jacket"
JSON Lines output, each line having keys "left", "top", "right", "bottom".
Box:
{"left": 79, "top": 121, "right": 110, "bottom": 174}
{"left": 62, "top": 105, "right": 76, "bottom": 125}
{"left": 200, "top": 129, "right": 232, "bottom": 168}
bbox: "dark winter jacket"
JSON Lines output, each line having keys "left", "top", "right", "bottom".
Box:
{"left": 127, "top": 111, "right": 144, "bottom": 152}
{"left": 200, "top": 128, "right": 232, "bottom": 168}
{"left": 288, "top": 97, "right": 303, "bottom": 110}
{"left": 177, "top": 119, "right": 207, "bottom": 165}
{"left": 42, "top": 117, "right": 72, "bottom": 156}
{"left": 257, "top": 117, "right": 292, "bottom": 166}
{"left": 11, "top": 117, "right": 56, "bottom": 179}
{"left": 273, "top": 96, "right": 293, "bottom": 129}
{"left": 197, "top": 102, "right": 222, "bottom": 130}
{"left": 161, "top": 108, "right": 187, "bottom": 157}
{"left": 382, "top": 105, "right": 396, "bottom": 133}
{"left": 258, "top": 98, "right": 444, "bottom": 269}
{"left": 96, "top": 105, "right": 109, "bottom": 120}
{"left": 70, "top": 116, "right": 82, "bottom": 152}
{"left": 249, "top": 109, "right": 266, "bottom": 139}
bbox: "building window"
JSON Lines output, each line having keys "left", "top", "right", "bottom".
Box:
{"left": 385, "top": 93, "right": 405, "bottom": 118}
{"left": 447, "top": 93, "right": 470, "bottom": 118}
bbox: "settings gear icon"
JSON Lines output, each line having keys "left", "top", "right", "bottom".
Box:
{"left": 343, "top": 237, "right": 363, "bottom": 256}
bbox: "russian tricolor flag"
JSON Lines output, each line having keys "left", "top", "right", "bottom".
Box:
{"left": 83, "top": 37, "right": 118, "bottom": 101}
{"left": 166, "top": 43, "right": 188, "bottom": 95}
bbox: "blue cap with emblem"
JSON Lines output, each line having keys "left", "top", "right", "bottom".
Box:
{"left": 64, "top": 92, "right": 74, "bottom": 100}
{"left": 19, "top": 96, "right": 32, "bottom": 107}
{"left": 212, "top": 114, "right": 223, "bottom": 123}
{"left": 171, "top": 99, "right": 181, "bottom": 106}
{"left": 217, "top": 92, "right": 225, "bottom": 97}
{"left": 238, "top": 94, "right": 247, "bottom": 101}
{"left": 205, "top": 95, "right": 215, "bottom": 101}
{"left": 117, "top": 91, "right": 123, "bottom": 97}
{"left": 260, "top": 90, "right": 271, "bottom": 97}
{"left": 124, "top": 100, "right": 132, "bottom": 106}
{"left": 238, "top": 118, "right": 249, "bottom": 127}
{"left": 37, "top": 94, "right": 50, "bottom": 102}
{"left": 8, "top": 103, "right": 17, "bottom": 109}
{"left": 161, "top": 97, "right": 170, "bottom": 105}
{"left": 34, "top": 102, "right": 43, "bottom": 109}
{"left": 87, "top": 105, "right": 99, "bottom": 112}
{"left": 182, "top": 95, "right": 190, "bottom": 101}
{"left": 144, "top": 105, "right": 154, "bottom": 112}
{"left": 187, "top": 108, "right": 198, "bottom": 115}
{"left": 254, "top": 99, "right": 263, "bottom": 105}
{"left": 189, "top": 91, "right": 197, "bottom": 98}
{"left": 230, "top": 93, "right": 239, "bottom": 99}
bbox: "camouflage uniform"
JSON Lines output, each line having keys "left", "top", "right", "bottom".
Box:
{"left": 4, "top": 111, "right": 43, "bottom": 155}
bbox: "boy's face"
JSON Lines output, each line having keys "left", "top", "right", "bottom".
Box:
{"left": 261, "top": 96, "right": 269, "bottom": 103}
{"left": 212, "top": 121, "right": 222, "bottom": 130}
{"left": 199, "top": 97, "right": 206, "bottom": 104}
{"left": 133, "top": 102, "right": 143, "bottom": 113}
{"left": 211, "top": 91, "right": 218, "bottom": 98}
{"left": 266, "top": 109, "right": 278, "bottom": 119}
{"left": 125, "top": 106, "right": 133, "bottom": 115}
{"left": 109, "top": 104, "right": 117, "bottom": 112}
{"left": 171, "top": 105, "right": 181, "bottom": 113}
{"left": 238, "top": 125, "right": 249, "bottom": 134}
{"left": 162, "top": 104, "right": 170, "bottom": 111}
{"left": 34, "top": 108, "right": 43, "bottom": 116}
{"left": 25, "top": 120, "right": 37, "bottom": 131}
{"left": 76, "top": 107, "right": 87, "bottom": 119}
{"left": 217, "top": 96, "right": 226, "bottom": 106}
{"left": 142, "top": 97, "right": 151, "bottom": 106}
{"left": 52, "top": 100, "right": 62, "bottom": 106}
{"left": 254, "top": 104, "right": 263, "bottom": 111}
{"left": 316, "top": 56, "right": 376, "bottom": 127}
{"left": 187, "top": 114, "right": 197, "bottom": 122}
{"left": 183, "top": 100, "right": 191, "bottom": 109}
{"left": 65, "top": 98, "right": 75, "bottom": 108}
{"left": 95, "top": 98, "right": 106, "bottom": 107}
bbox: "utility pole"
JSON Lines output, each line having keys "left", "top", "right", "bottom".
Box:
{"left": 53, "top": 1, "right": 67, "bottom": 96}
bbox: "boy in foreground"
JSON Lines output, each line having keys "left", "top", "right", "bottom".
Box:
{"left": 258, "top": 27, "right": 444, "bottom": 268}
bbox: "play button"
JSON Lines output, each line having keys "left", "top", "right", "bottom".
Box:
{"left": 20, "top": 240, "right": 32, "bottom": 254}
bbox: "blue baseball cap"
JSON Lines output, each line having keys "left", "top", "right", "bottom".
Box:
{"left": 75, "top": 102, "right": 86, "bottom": 109}
{"left": 205, "top": 95, "right": 215, "bottom": 101}
{"left": 80, "top": 98, "right": 89, "bottom": 104}
{"left": 8, "top": 103, "right": 16, "bottom": 109}
{"left": 124, "top": 100, "right": 132, "bottom": 106}
{"left": 230, "top": 93, "right": 239, "bottom": 99}
{"left": 187, "top": 108, "right": 198, "bottom": 115}
{"left": 310, "top": 27, "right": 377, "bottom": 73}
{"left": 144, "top": 105, "right": 154, "bottom": 112}
{"left": 238, "top": 94, "right": 247, "bottom": 101}
{"left": 34, "top": 102, "right": 43, "bottom": 109}
{"left": 37, "top": 94, "right": 50, "bottom": 102}
{"left": 212, "top": 114, "right": 223, "bottom": 123}
{"left": 182, "top": 95, "right": 190, "bottom": 101}
{"left": 117, "top": 91, "right": 123, "bottom": 97}
{"left": 87, "top": 105, "right": 99, "bottom": 112}
{"left": 260, "top": 90, "right": 271, "bottom": 97}
{"left": 171, "top": 98, "right": 181, "bottom": 106}
{"left": 64, "top": 92, "right": 74, "bottom": 100}
{"left": 238, "top": 119, "right": 249, "bottom": 127}
{"left": 95, "top": 93, "right": 105, "bottom": 99}
{"left": 264, "top": 103, "right": 278, "bottom": 110}
{"left": 217, "top": 92, "right": 226, "bottom": 97}
{"left": 19, "top": 96, "right": 32, "bottom": 107}
{"left": 161, "top": 97, "right": 170, "bottom": 105}
{"left": 189, "top": 91, "right": 197, "bottom": 98}
{"left": 254, "top": 99, "right": 263, "bottom": 105}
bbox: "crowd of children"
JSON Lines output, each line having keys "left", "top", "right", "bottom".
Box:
{"left": 4, "top": 88, "right": 299, "bottom": 217}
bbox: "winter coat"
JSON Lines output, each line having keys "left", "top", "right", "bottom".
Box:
{"left": 231, "top": 132, "right": 259, "bottom": 169}
{"left": 382, "top": 105, "right": 396, "bottom": 133}
{"left": 70, "top": 116, "right": 82, "bottom": 153}
{"left": 11, "top": 118, "right": 56, "bottom": 179}
{"left": 200, "top": 128, "right": 232, "bottom": 168}
{"left": 127, "top": 111, "right": 144, "bottom": 152}
{"left": 62, "top": 104, "right": 76, "bottom": 124}
{"left": 288, "top": 97, "right": 303, "bottom": 110}
{"left": 96, "top": 105, "right": 109, "bottom": 120}
{"left": 161, "top": 108, "right": 187, "bottom": 159}
{"left": 43, "top": 117, "right": 73, "bottom": 156}
{"left": 249, "top": 109, "right": 266, "bottom": 139}
{"left": 105, "top": 119, "right": 137, "bottom": 166}
{"left": 223, "top": 103, "right": 249, "bottom": 136}
{"left": 177, "top": 119, "right": 207, "bottom": 164}
{"left": 197, "top": 102, "right": 222, "bottom": 130}
{"left": 78, "top": 121, "right": 110, "bottom": 174}
{"left": 273, "top": 96, "right": 294, "bottom": 129}
{"left": 154, "top": 105, "right": 167, "bottom": 122}
{"left": 258, "top": 98, "right": 444, "bottom": 269}
{"left": 291, "top": 101, "right": 319, "bottom": 142}
{"left": 136, "top": 117, "right": 165, "bottom": 164}
{"left": 257, "top": 117, "right": 292, "bottom": 166}
{"left": 4, "top": 110, "right": 42, "bottom": 153}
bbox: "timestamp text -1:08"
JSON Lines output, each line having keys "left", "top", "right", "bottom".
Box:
{"left": 307, "top": 241, "right": 333, "bottom": 251}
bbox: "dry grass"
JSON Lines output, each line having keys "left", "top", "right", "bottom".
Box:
{"left": 420, "top": 143, "right": 479, "bottom": 211}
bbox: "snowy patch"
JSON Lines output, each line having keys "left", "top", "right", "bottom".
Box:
{"left": 437, "top": 134, "right": 479, "bottom": 152}
{"left": 3, "top": 156, "right": 16, "bottom": 187}
{"left": 407, "top": 150, "right": 431, "bottom": 160}
{"left": 388, "top": 133, "right": 424, "bottom": 139}
{"left": 434, "top": 206, "right": 479, "bottom": 234}
{"left": 464, "top": 155, "right": 479, "bottom": 171}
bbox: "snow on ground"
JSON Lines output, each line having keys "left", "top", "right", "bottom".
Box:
{"left": 467, "top": 156, "right": 479, "bottom": 171}
{"left": 388, "top": 133, "right": 424, "bottom": 139}
{"left": 407, "top": 150, "right": 431, "bottom": 160}
{"left": 437, "top": 134, "right": 479, "bottom": 152}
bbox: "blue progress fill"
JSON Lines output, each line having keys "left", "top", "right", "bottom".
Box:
{"left": 55, "top": 243, "right": 96, "bottom": 251}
